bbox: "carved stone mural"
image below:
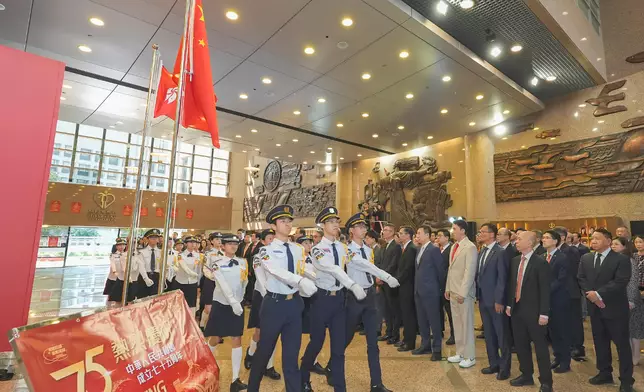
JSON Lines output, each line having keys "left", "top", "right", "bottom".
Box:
{"left": 243, "top": 161, "right": 336, "bottom": 223}
{"left": 361, "top": 156, "right": 453, "bottom": 229}
{"left": 494, "top": 129, "right": 644, "bottom": 202}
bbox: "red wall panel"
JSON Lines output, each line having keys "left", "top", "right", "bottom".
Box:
{"left": 0, "top": 45, "right": 64, "bottom": 351}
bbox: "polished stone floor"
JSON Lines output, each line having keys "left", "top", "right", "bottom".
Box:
{"left": 2, "top": 266, "right": 644, "bottom": 391}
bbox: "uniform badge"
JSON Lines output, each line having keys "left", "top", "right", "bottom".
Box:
{"left": 253, "top": 255, "right": 261, "bottom": 269}
{"left": 311, "top": 247, "right": 325, "bottom": 261}
{"left": 259, "top": 247, "right": 270, "bottom": 261}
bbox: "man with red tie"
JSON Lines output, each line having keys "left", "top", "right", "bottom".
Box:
{"left": 506, "top": 231, "right": 552, "bottom": 391}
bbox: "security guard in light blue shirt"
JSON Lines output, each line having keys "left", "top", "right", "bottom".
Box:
{"left": 327, "top": 213, "right": 400, "bottom": 392}
{"left": 247, "top": 205, "right": 317, "bottom": 392}
{"left": 301, "top": 207, "right": 366, "bottom": 392}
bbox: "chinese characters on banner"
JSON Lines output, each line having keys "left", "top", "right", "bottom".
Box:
{"left": 123, "top": 205, "right": 133, "bottom": 217}
{"left": 186, "top": 209, "right": 194, "bottom": 220}
{"left": 70, "top": 202, "right": 82, "bottom": 214}
{"left": 11, "top": 291, "right": 219, "bottom": 392}
{"left": 156, "top": 207, "right": 164, "bottom": 217}
{"left": 140, "top": 207, "right": 148, "bottom": 217}
{"left": 49, "top": 200, "right": 61, "bottom": 213}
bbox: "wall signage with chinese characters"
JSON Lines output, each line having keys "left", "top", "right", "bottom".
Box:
{"left": 9, "top": 291, "right": 219, "bottom": 392}
{"left": 86, "top": 190, "right": 117, "bottom": 223}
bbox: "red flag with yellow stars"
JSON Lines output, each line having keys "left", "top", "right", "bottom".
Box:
{"left": 170, "top": 0, "right": 220, "bottom": 148}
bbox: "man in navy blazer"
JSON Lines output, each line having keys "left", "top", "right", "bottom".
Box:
{"left": 412, "top": 226, "right": 446, "bottom": 361}
{"left": 476, "top": 223, "right": 511, "bottom": 380}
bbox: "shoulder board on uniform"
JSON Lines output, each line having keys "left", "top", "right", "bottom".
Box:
{"left": 311, "top": 247, "right": 325, "bottom": 261}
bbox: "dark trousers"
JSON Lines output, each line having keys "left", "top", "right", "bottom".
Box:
{"left": 375, "top": 286, "right": 387, "bottom": 333}
{"left": 301, "top": 291, "right": 347, "bottom": 391}
{"left": 244, "top": 274, "right": 256, "bottom": 303}
{"left": 329, "top": 288, "right": 382, "bottom": 386}
{"left": 569, "top": 297, "right": 585, "bottom": 351}
{"left": 415, "top": 292, "right": 442, "bottom": 352}
{"left": 511, "top": 303, "right": 552, "bottom": 386}
{"left": 480, "top": 303, "right": 511, "bottom": 372}
{"left": 382, "top": 286, "right": 401, "bottom": 340}
{"left": 549, "top": 301, "right": 571, "bottom": 367}
{"left": 248, "top": 294, "right": 304, "bottom": 392}
{"left": 399, "top": 286, "right": 417, "bottom": 348}
{"left": 136, "top": 272, "right": 159, "bottom": 298}
{"left": 440, "top": 295, "right": 455, "bottom": 337}
{"left": 590, "top": 313, "right": 634, "bottom": 385}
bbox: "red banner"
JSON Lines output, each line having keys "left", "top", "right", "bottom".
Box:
{"left": 156, "top": 207, "right": 164, "bottom": 217}
{"left": 47, "top": 236, "right": 59, "bottom": 247}
{"left": 123, "top": 205, "right": 133, "bottom": 217}
{"left": 49, "top": 200, "right": 61, "bottom": 212}
{"left": 140, "top": 207, "right": 148, "bottom": 217}
{"left": 71, "top": 202, "right": 82, "bottom": 214}
{"left": 186, "top": 209, "right": 194, "bottom": 220}
{"left": 12, "top": 291, "right": 219, "bottom": 392}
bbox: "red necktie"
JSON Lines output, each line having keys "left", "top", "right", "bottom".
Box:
{"left": 516, "top": 255, "right": 527, "bottom": 302}
{"left": 547, "top": 253, "right": 552, "bottom": 263}
{"left": 451, "top": 243, "right": 459, "bottom": 263}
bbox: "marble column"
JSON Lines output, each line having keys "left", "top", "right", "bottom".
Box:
{"left": 464, "top": 132, "right": 497, "bottom": 224}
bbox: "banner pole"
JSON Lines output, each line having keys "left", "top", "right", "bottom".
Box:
{"left": 158, "top": 0, "right": 194, "bottom": 295}
{"left": 122, "top": 44, "right": 161, "bottom": 306}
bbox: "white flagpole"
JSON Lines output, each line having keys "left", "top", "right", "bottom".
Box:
{"left": 121, "top": 44, "right": 161, "bottom": 306}
{"left": 158, "top": 0, "right": 195, "bottom": 295}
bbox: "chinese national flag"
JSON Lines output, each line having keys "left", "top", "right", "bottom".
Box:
{"left": 153, "top": 0, "right": 220, "bottom": 148}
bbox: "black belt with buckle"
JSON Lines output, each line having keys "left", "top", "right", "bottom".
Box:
{"left": 319, "top": 288, "right": 342, "bottom": 296}
{"left": 267, "top": 291, "right": 298, "bottom": 300}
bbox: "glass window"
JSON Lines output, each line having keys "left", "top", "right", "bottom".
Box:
{"left": 72, "top": 169, "right": 98, "bottom": 185}
{"left": 211, "top": 171, "right": 227, "bottom": 185}
{"left": 175, "top": 166, "right": 191, "bottom": 180}
{"left": 76, "top": 137, "right": 103, "bottom": 154}
{"left": 66, "top": 227, "right": 119, "bottom": 267}
{"left": 194, "top": 155, "right": 210, "bottom": 169}
{"left": 104, "top": 141, "right": 127, "bottom": 157}
{"left": 191, "top": 182, "right": 209, "bottom": 196}
{"left": 154, "top": 139, "right": 172, "bottom": 150}
{"left": 125, "top": 175, "right": 149, "bottom": 189}
{"left": 49, "top": 166, "right": 69, "bottom": 183}
{"left": 180, "top": 143, "right": 193, "bottom": 153}
{"left": 150, "top": 151, "right": 171, "bottom": 163}
{"left": 102, "top": 156, "right": 125, "bottom": 172}
{"left": 130, "top": 134, "right": 152, "bottom": 147}
{"left": 105, "top": 129, "right": 129, "bottom": 142}
{"left": 78, "top": 125, "right": 104, "bottom": 138}
{"left": 54, "top": 133, "right": 75, "bottom": 149}
{"left": 151, "top": 162, "right": 169, "bottom": 177}
{"left": 52, "top": 149, "right": 73, "bottom": 166}
{"left": 213, "top": 149, "right": 229, "bottom": 160}
{"left": 192, "top": 168, "right": 210, "bottom": 182}
{"left": 175, "top": 180, "right": 190, "bottom": 194}
{"left": 75, "top": 152, "right": 100, "bottom": 170}
{"left": 194, "top": 145, "right": 211, "bottom": 156}
{"left": 178, "top": 153, "right": 192, "bottom": 166}
{"left": 100, "top": 171, "right": 123, "bottom": 187}
{"left": 211, "top": 184, "right": 227, "bottom": 197}
{"left": 57, "top": 120, "right": 77, "bottom": 134}
{"left": 212, "top": 158, "right": 229, "bottom": 172}
{"left": 149, "top": 177, "right": 167, "bottom": 191}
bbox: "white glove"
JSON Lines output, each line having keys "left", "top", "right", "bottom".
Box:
{"left": 385, "top": 275, "right": 400, "bottom": 288}
{"left": 190, "top": 271, "right": 200, "bottom": 279}
{"left": 350, "top": 283, "right": 367, "bottom": 301}
{"left": 144, "top": 278, "right": 154, "bottom": 287}
{"left": 231, "top": 302, "right": 243, "bottom": 316}
{"left": 299, "top": 278, "right": 318, "bottom": 297}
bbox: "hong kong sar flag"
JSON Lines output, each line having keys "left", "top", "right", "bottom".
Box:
{"left": 153, "top": 0, "right": 220, "bottom": 148}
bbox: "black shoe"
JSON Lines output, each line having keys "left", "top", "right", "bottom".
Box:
{"left": 264, "top": 367, "right": 281, "bottom": 380}
{"left": 311, "top": 362, "right": 326, "bottom": 375}
{"left": 244, "top": 348, "right": 253, "bottom": 370}
{"left": 371, "top": 384, "right": 393, "bottom": 392}
{"left": 511, "top": 346, "right": 517, "bottom": 354}
{"left": 359, "top": 330, "right": 367, "bottom": 336}
{"left": 481, "top": 366, "right": 500, "bottom": 375}
{"left": 539, "top": 384, "right": 552, "bottom": 392}
{"left": 553, "top": 366, "right": 571, "bottom": 374}
{"left": 303, "top": 381, "right": 314, "bottom": 392}
{"left": 510, "top": 374, "right": 534, "bottom": 386}
{"left": 497, "top": 371, "right": 510, "bottom": 380}
{"left": 230, "top": 378, "right": 248, "bottom": 392}
{"left": 411, "top": 347, "right": 432, "bottom": 355}
{"left": 386, "top": 338, "right": 397, "bottom": 345}
{"left": 550, "top": 360, "right": 560, "bottom": 370}
{"left": 589, "top": 374, "right": 614, "bottom": 385}
{"left": 620, "top": 384, "right": 634, "bottom": 392}
{"left": 393, "top": 340, "right": 404, "bottom": 348}
{"left": 446, "top": 336, "right": 455, "bottom": 345}
{"left": 477, "top": 332, "right": 485, "bottom": 339}
{"left": 572, "top": 348, "right": 586, "bottom": 361}
{"left": 325, "top": 369, "right": 333, "bottom": 386}
{"left": 431, "top": 352, "right": 442, "bottom": 361}
{"left": 397, "top": 344, "right": 414, "bottom": 352}
{"left": 378, "top": 334, "right": 390, "bottom": 342}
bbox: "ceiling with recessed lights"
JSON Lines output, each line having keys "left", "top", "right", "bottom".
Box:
{"left": 0, "top": 0, "right": 567, "bottom": 164}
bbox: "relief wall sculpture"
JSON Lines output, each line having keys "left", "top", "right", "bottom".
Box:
{"left": 494, "top": 128, "right": 644, "bottom": 202}
{"left": 361, "top": 156, "right": 453, "bottom": 229}
{"left": 243, "top": 160, "right": 336, "bottom": 223}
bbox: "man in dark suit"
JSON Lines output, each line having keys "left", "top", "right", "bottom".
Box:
{"left": 506, "top": 231, "right": 552, "bottom": 392}
{"left": 476, "top": 223, "right": 511, "bottom": 380}
{"left": 413, "top": 226, "right": 445, "bottom": 360}
{"left": 436, "top": 229, "right": 455, "bottom": 345}
{"left": 578, "top": 228, "right": 634, "bottom": 392}
{"left": 378, "top": 223, "right": 402, "bottom": 344}
{"left": 396, "top": 226, "right": 418, "bottom": 352}
{"left": 532, "top": 230, "right": 546, "bottom": 256}
{"left": 366, "top": 230, "right": 386, "bottom": 335}
{"left": 571, "top": 232, "right": 590, "bottom": 256}
{"left": 542, "top": 230, "right": 571, "bottom": 373}
{"left": 553, "top": 226, "right": 585, "bottom": 360}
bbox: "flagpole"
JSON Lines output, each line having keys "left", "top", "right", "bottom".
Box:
{"left": 121, "top": 44, "right": 161, "bottom": 306}
{"left": 158, "top": 0, "right": 194, "bottom": 295}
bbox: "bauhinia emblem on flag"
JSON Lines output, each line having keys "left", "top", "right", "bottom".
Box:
{"left": 153, "top": 0, "right": 220, "bottom": 148}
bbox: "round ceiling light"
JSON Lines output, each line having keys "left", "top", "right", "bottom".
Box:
{"left": 304, "top": 47, "right": 315, "bottom": 55}
{"left": 361, "top": 73, "right": 372, "bottom": 80}
{"left": 399, "top": 50, "right": 409, "bottom": 59}
{"left": 510, "top": 45, "right": 523, "bottom": 52}
{"left": 262, "top": 77, "right": 272, "bottom": 84}
{"left": 225, "top": 11, "right": 239, "bottom": 20}
{"left": 78, "top": 45, "right": 92, "bottom": 53}
{"left": 89, "top": 17, "right": 104, "bottom": 26}
{"left": 442, "top": 75, "right": 451, "bottom": 82}
{"left": 341, "top": 18, "right": 353, "bottom": 27}
{"left": 460, "top": 0, "right": 474, "bottom": 9}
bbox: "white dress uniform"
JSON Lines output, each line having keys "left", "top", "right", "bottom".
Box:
{"left": 109, "top": 250, "right": 151, "bottom": 303}
{"left": 164, "top": 249, "right": 176, "bottom": 291}
{"left": 173, "top": 250, "right": 203, "bottom": 307}
{"left": 203, "top": 255, "right": 248, "bottom": 337}
{"left": 104, "top": 252, "right": 119, "bottom": 297}
{"left": 137, "top": 245, "right": 162, "bottom": 297}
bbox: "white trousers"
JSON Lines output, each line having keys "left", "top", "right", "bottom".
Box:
{"left": 450, "top": 297, "right": 476, "bottom": 359}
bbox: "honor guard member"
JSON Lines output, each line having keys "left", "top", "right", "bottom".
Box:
{"left": 327, "top": 213, "right": 400, "bottom": 392}
{"left": 173, "top": 236, "right": 203, "bottom": 317}
{"left": 164, "top": 239, "right": 182, "bottom": 292}
{"left": 105, "top": 238, "right": 125, "bottom": 306}
{"left": 200, "top": 232, "right": 223, "bottom": 329}
{"left": 301, "top": 207, "right": 367, "bottom": 392}
{"left": 247, "top": 205, "right": 318, "bottom": 392}
{"left": 109, "top": 242, "right": 152, "bottom": 305}
{"left": 202, "top": 234, "right": 248, "bottom": 392}
{"left": 137, "top": 229, "right": 162, "bottom": 298}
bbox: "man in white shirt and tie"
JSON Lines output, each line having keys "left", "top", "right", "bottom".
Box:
{"left": 137, "top": 229, "right": 162, "bottom": 298}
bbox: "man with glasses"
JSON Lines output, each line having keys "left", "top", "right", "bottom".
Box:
{"left": 436, "top": 229, "right": 455, "bottom": 345}
{"left": 377, "top": 223, "right": 402, "bottom": 345}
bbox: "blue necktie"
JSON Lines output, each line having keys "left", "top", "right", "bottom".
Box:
{"left": 228, "top": 259, "right": 238, "bottom": 267}
{"left": 188, "top": 253, "right": 193, "bottom": 257}
{"left": 150, "top": 249, "right": 156, "bottom": 272}
{"left": 331, "top": 243, "right": 340, "bottom": 287}
{"left": 360, "top": 247, "right": 372, "bottom": 284}
{"left": 285, "top": 243, "right": 294, "bottom": 273}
